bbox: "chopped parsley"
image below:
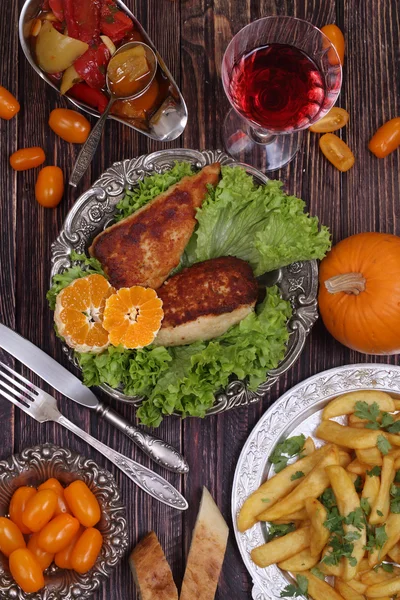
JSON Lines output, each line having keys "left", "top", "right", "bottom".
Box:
{"left": 367, "top": 466, "right": 382, "bottom": 477}
{"left": 280, "top": 574, "right": 308, "bottom": 598}
{"left": 390, "top": 484, "right": 400, "bottom": 513}
{"left": 310, "top": 567, "right": 325, "bottom": 580}
{"left": 291, "top": 471, "right": 305, "bottom": 481}
{"left": 354, "top": 475, "right": 363, "bottom": 493}
{"left": 268, "top": 522, "right": 296, "bottom": 540}
{"left": 269, "top": 435, "right": 306, "bottom": 473}
{"left": 365, "top": 524, "right": 388, "bottom": 554}
{"left": 360, "top": 498, "right": 371, "bottom": 516}
{"left": 261, "top": 498, "right": 270, "bottom": 503}
{"left": 377, "top": 435, "right": 392, "bottom": 455}
{"left": 353, "top": 401, "right": 400, "bottom": 437}
{"left": 377, "top": 510, "right": 384, "bottom": 517}
{"left": 395, "top": 470, "right": 400, "bottom": 483}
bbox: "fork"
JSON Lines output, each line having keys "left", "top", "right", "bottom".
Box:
{"left": 0, "top": 362, "right": 188, "bottom": 511}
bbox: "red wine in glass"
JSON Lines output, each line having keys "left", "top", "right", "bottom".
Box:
{"left": 229, "top": 43, "right": 326, "bottom": 132}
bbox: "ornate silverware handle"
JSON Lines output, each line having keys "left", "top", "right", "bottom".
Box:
{"left": 57, "top": 414, "right": 188, "bottom": 510}
{"left": 69, "top": 97, "right": 114, "bottom": 188}
{"left": 96, "top": 402, "right": 189, "bottom": 474}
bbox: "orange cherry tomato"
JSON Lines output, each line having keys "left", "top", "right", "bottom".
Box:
{"left": 71, "top": 527, "right": 103, "bottom": 574}
{"left": 48, "top": 108, "right": 91, "bottom": 143}
{"left": 9, "top": 486, "right": 37, "bottom": 534}
{"left": 64, "top": 480, "right": 101, "bottom": 527}
{"left": 9, "top": 147, "right": 46, "bottom": 171}
{"left": 38, "top": 478, "right": 70, "bottom": 516}
{"left": 0, "top": 86, "right": 20, "bottom": 120}
{"left": 22, "top": 489, "right": 58, "bottom": 533}
{"left": 9, "top": 548, "right": 44, "bottom": 593}
{"left": 27, "top": 532, "right": 54, "bottom": 570}
{"left": 368, "top": 117, "right": 400, "bottom": 158}
{"left": 0, "top": 517, "right": 26, "bottom": 557}
{"left": 309, "top": 107, "right": 349, "bottom": 133}
{"left": 37, "top": 513, "right": 80, "bottom": 554}
{"left": 319, "top": 133, "right": 355, "bottom": 172}
{"left": 35, "top": 166, "right": 64, "bottom": 208}
{"left": 54, "top": 526, "right": 84, "bottom": 569}
{"left": 321, "top": 24, "right": 345, "bottom": 65}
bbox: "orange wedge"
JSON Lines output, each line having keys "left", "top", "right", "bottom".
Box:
{"left": 54, "top": 274, "right": 114, "bottom": 353}
{"left": 103, "top": 286, "right": 163, "bottom": 349}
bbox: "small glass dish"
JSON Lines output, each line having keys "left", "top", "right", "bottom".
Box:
{"left": 0, "top": 444, "right": 128, "bottom": 600}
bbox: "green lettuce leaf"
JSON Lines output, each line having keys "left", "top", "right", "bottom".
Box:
{"left": 78, "top": 286, "right": 291, "bottom": 427}
{"left": 183, "top": 166, "right": 331, "bottom": 275}
{"left": 47, "top": 251, "right": 106, "bottom": 310}
{"left": 115, "top": 161, "right": 194, "bottom": 221}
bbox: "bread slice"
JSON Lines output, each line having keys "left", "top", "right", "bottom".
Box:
{"left": 180, "top": 487, "right": 229, "bottom": 600}
{"left": 129, "top": 531, "right": 178, "bottom": 600}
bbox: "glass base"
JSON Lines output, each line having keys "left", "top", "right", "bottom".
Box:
{"left": 222, "top": 109, "right": 300, "bottom": 172}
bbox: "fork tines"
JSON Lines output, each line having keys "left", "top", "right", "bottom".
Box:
{"left": 0, "top": 361, "right": 38, "bottom": 409}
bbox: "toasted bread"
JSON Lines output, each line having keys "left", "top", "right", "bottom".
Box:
{"left": 129, "top": 531, "right": 178, "bottom": 600}
{"left": 180, "top": 487, "right": 229, "bottom": 600}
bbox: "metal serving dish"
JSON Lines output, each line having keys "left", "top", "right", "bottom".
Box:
{"left": 0, "top": 444, "right": 128, "bottom": 600}
{"left": 19, "top": 0, "right": 187, "bottom": 142}
{"left": 50, "top": 148, "right": 319, "bottom": 416}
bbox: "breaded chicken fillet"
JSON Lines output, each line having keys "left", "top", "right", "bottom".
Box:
{"left": 89, "top": 163, "right": 221, "bottom": 289}
{"left": 154, "top": 257, "right": 259, "bottom": 347}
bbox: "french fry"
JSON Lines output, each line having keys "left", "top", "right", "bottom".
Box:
{"left": 365, "top": 577, "right": 400, "bottom": 598}
{"left": 368, "top": 513, "right": 400, "bottom": 567}
{"left": 237, "top": 445, "right": 332, "bottom": 532}
{"left": 303, "top": 436, "right": 316, "bottom": 456}
{"left": 356, "top": 448, "right": 383, "bottom": 467}
{"left": 346, "top": 579, "right": 368, "bottom": 594}
{"left": 340, "top": 450, "right": 353, "bottom": 468}
{"left": 305, "top": 497, "right": 329, "bottom": 557}
{"left": 361, "top": 566, "right": 400, "bottom": 585}
{"left": 278, "top": 547, "right": 319, "bottom": 571}
{"left": 348, "top": 414, "right": 368, "bottom": 429}
{"left": 258, "top": 446, "right": 340, "bottom": 521}
{"left": 356, "top": 558, "right": 371, "bottom": 575}
{"left": 322, "top": 391, "right": 395, "bottom": 420}
{"left": 361, "top": 474, "right": 380, "bottom": 517}
{"left": 294, "top": 570, "right": 346, "bottom": 600}
{"left": 250, "top": 526, "right": 310, "bottom": 568}
{"left": 334, "top": 578, "right": 366, "bottom": 600}
{"left": 388, "top": 541, "right": 400, "bottom": 562}
{"left": 388, "top": 448, "right": 400, "bottom": 460}
{"left": 369, "top": 456, "right": 395, "bottom": 525}
{"left": 394, "top": 400, "right": 400, "bottom": 411}
{"left": 316, "top": 421, "right": 400, "bottom": 449}
{"left": 326, "top": 465, "right": 366, "bottom": 581}
{"left": 258, "top": 508, "right": 308, "bottom": 522}
{"left": 319, "top": 554, "right": 344, "bottom": 578}
{"left": 347, "top": 459, "right": 369, "bottom": 475}
{"left": 394, "top": 457, "right": 400, "bottom": 470}
{"left": 348, "top": 472, "right": 363, "bottom": 486}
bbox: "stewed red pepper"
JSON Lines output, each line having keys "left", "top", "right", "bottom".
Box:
{"left": 63, "top": 0, "right": 102, "bottom": 44}
{"left": 74, "top": 43, "right": 110, "bottom": 89}
{"left": 101, "top": 0, "right": 134, "bottom": 42}
{"left": 69, "top": 83, "right": 109, "bottom": 113}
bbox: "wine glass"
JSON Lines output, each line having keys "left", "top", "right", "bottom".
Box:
{"left": 221, "top": 16, "right": 342, "bottom": 171}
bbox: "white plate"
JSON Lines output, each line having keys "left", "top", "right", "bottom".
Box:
{"left": 231, "top": 363, "right": 400, "bottom": 600}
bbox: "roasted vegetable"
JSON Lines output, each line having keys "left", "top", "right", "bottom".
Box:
{"left": 35, "top": 21, "right": 88, "bottom": 74}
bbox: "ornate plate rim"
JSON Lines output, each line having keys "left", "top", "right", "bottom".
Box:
{"left": 50, "top": 148, "right": 319, "bottom": 416}
{"left": 231, "top": 363, "right": 400, "bottom": 600}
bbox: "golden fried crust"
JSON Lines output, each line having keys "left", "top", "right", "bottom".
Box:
{"left": 89, "top": 163, "right": 221, "bottom": 289}
{"left": 158, "top": 257, "right": 258, "bottom": 328}
{"left": 129, "top": 532, "right": 178, "bottom": 600}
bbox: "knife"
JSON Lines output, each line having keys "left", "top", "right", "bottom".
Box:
{"left": 0, "top": 324, "right": 189, "bottom": 474}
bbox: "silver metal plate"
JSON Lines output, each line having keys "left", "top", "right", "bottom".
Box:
{"left": 50, "top": 148, "right": 319, "bottom": 415}
{"left": 231, "top": 364, "right": 400, "bottom": 600}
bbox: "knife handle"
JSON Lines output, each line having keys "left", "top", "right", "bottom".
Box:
{"left": 96, "top": 402, "right": 189, "bottom": 474}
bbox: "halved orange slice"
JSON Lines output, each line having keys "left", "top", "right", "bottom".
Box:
{"left": 54, "top": 274, "right": 114, "bottom": 353}
{"left": 103, "top": 286, "right": 163, "bottom": 349}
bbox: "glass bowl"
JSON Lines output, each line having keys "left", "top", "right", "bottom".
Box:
{"left": 0, "top": 444, "right": 128, "bottom": 600}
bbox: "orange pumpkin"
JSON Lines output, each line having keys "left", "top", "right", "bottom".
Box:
{"left": 318, "top": 232, "right": 400, "bottom": 355}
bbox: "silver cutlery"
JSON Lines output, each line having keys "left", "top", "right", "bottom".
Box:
{"left": 0, "top": 362, "right": 187, "bottom": 510}
{"left": 0, "top": 324, "right": 188, "bottom": 474}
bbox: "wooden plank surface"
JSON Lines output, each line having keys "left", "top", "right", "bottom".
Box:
{"left": 0, "top": 0, "right": 399, "bottom": 598}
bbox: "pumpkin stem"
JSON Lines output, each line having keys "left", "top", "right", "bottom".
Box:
{"left": 325, "top": 273, "right": 366, "bottom": 296}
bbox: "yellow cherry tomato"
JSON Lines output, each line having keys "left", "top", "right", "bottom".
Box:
{"left": 27, "top": 532, "right": 54, "bottom": 570}
{"left": 35, "top": 166, "right": 64, "bottom": 208}
{"left": 319, "top": 133, "right": 355, "bottom": 172}
{"left": 37, "top": 513, "right": 80, "bottom": 554}
{"left": 0, "top": 517, "right": 26, "bottom": 557}
{"left": 22, "top": 489, "right": 58, "bottom": 532}
{"left": 38, "top": 478, "right": 70, "bottom": 516}
{"left": 369, "top": 117, "right": 400, "bottom": 158}
{"left": 321, "top": 24, "right": 345, "bottom": 65}
{"left": 0, "top": 86, "right": 20, "bottom": 120}
{"left": 64, "top": 480, "right": 101, "bottom": 527}
{"left": 310, "top": 107, "right": 349, "bottom": 133}
{"left": 71, "top": 527, "right": 103, "bottom": 574}
{"left": 9, "top": 548, "right": 45, "bottom": 593}
{"left": 49, "top": 108, "right": 91, "bottom": 143}
{"left": 9, "top": 486, "right": 37, "bottom": 534}
{"left": 54, "top": 526, "right": 84, "bottom": 569}
{"left": 9, "top": 147, "right": 46, "bottom": 171}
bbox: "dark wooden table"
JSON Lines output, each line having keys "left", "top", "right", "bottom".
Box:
{"left": 1, "top": 1, "right": 399, "bottom": 598}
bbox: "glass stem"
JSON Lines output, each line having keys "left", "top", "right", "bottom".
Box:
{"left": 248, "top": 126, "right": 277, "bottom": 145}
